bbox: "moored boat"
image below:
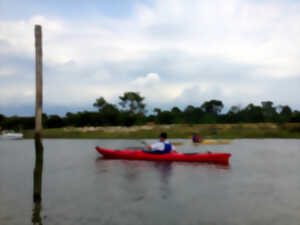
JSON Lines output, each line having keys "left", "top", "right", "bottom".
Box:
{"left": 0, "top": 131, "right": 23, "bottom": 139}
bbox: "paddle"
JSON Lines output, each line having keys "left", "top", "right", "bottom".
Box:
{"left": 171, "top": 141, "right": 184, "bottom": 146}
{"left": 140, "top": 140, "right": 151, "bottom": 150}
{"left": 140, "top": 140, "right": 148, "bottom": 146}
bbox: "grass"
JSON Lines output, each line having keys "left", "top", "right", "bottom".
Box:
{"left": 22, "top": 123, "right": 300, "bottom": 139}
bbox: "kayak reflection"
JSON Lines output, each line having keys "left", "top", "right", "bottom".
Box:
{"left": 95, "top": 158, "right": 174, "bottom": 199}
{"left": 96, "top": 157, "right": 231, "bottom": 170}
{"left": 154, "top": 162, "right": 173, "bottom": 199}
{"left": 95, "top": 158, "right": 230, "bottom": 201}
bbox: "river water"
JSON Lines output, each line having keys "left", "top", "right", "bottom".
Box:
{"left": 0, "top": 138, "right": 300, "bottom": 225}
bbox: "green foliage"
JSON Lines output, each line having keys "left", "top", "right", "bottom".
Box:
{"left": 46, "top": 115, "right": 65, "bottom": 128}
{"left": 156, "top": 111, "right": 175, "bottom": 124}
{"left": 119, "top": 112, "right": 136, "bottom": 126}
{"left": 154, "top": 108, "right": 161, "bottom": 115}
{"left": 200, "top": 113, "right": 217, "bottom": 124}
{"left": 0, "top": 116, "right": 34, "bottom": 130}
{"left": 201, "top": 100, "right": 224, "bottom": 115}
{"left": 241, "top": 104, "right": 264, "bottom": 122}
{"left": 290, "top": 111, "right": 300, "bottom": 122}
{"left": 183, "top": 105, "right": 204, "bottom": 124}
{"left": 280, "top": 105, "right": 292, "bottom": 117}
{"left": 93, "top": 97, "right": 107, "bottom": 111}
{"left": 0, "top": 114, "right": 5, "bottom": 123}
{"left": 119, "top": 92, "right": 146, "bottom": 115}
{"left": 2, "top": 93, "right": 300, "bottom": 131}
{"left": 22, "top": 123, "right": 300, "bottom": 139}
{"left": 261, "top": 101, "right": 276, "bottom": 122}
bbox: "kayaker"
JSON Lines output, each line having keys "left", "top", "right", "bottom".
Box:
{"left": 192, "top": 133, "right": 203, "bottom": 143}
{"left": 144, "top": 132, "right": 175, "bottom": 154}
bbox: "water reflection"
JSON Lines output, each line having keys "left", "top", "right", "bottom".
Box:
{"left": 96, "top": 157, "right": 231, "bottom": 171}
{"left": 32, "top": 136, "right": 44, "bottom": 225}
{"left": 154, "top": 162, "right": 173, "bottom": 185}
{"left": 2, "top": 139, "right": 300, "bottom": 225}
{"left": 95, "top": 157, "right": 230, "bottom": 202}
{"left": 154, "top": 162, "right": 173, "bottom": 199}
{"left": 32, "top": 202, "right": 42, "bottom": 225}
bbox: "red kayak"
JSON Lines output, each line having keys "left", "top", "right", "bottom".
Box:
{"left": 95, "top": 147, "right": 231, "bottom": 164}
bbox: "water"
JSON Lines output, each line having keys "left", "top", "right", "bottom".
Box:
{"left": 1, "top": 139, "right": 300, "bottom": 225}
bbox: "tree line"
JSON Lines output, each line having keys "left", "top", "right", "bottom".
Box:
{"left": 1, "top": 91, "right": 300, "bottom": 131}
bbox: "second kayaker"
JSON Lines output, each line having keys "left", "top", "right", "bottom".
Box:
{"left": 192, "top": 133, "right": 203, "bottom": 143}
{"left": 144, "top": 132, "right": 175, "bottom": 154}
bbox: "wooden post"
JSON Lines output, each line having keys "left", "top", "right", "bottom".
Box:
{"left": 35, "top": 25, "right": 43, "bottom": 137}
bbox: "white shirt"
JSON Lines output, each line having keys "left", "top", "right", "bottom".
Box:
{"left": 150, "top": 141, "right": 175, "bottom": 151}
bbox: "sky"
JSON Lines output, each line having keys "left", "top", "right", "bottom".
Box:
{"left": 1, "top": 0, "right": 300, "bottom": 116}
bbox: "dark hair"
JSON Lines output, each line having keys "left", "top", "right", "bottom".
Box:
{"left": 160, "top": 132, "right": 167, "bottom": 139}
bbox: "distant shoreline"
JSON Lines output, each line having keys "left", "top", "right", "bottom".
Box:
{"left": 22, "top": 123, "right": 300, "bottom": 139}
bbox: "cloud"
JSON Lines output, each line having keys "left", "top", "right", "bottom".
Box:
{"left": 1, "top": 0, "right": 300, "bottom": 116}
{"left": 0, "top": 67, "right": 15, "bottom": 77}
{"left": 132, "top": 72, "right": 160, "bottom": 86}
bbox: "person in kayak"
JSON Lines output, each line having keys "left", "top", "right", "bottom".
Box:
{"left": 144, "top": 132, "right": 175, "bottom": 154}
{"left": 192, "top": 133, "right": 203, "bottom": 143}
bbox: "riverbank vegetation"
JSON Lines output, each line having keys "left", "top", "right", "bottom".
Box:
{"left": 21, "top": 123, "right": 300, "bottom": 139}
{"left": 1, "top": 92, "right": 300, "bottom": 138}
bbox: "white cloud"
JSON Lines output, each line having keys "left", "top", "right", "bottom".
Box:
{"left": 1, "top": 0, "right": 300, "bottom": 115}
{"left": 132, "top": 72, "right": 160, "bottom": 86}
{"left": 0, "top": 83, "right": 34, "bottom": 106}
{"left": 0, "top": 67, "right": 15, "bottom": 77}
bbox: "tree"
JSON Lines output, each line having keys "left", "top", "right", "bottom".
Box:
{"left": 101, "top": 104, "right": 120, "bottom": 125}
{"left": 184, "top": 105, "right": 195, "bottom": 112}
{"left": 261, "top": 101, "right": 276, "bottom": 122}
{"left": 241, "top": 103, "right": 264, "bottom": 122}
{"left": 279, "top": 105, "right": 292, "bottom": 117}
{"left": 228, "top": 105, "right": 241, "bottom": 114}
{"left": 154, "top": 108, "right": 161, "bottom": 115}
{"left": 65, "top": 112, "right": 81, "bottom": 127}
{"left": 46, "top": 115, "right": 65, "bottom": 128}
{"left": 119, "top": 92, "right": 146, "bottom": 115}
{"left": 93, "top": 97, "right": 108, "bottom": 111}
{"left": 1, "top": 116, "right": 22, "bottom": 130}
{"left": 171, "top": 107, "right": 181, "bottom": 114}
{"left": 157, "top": 111, "right": 174, "bottom": 124}
{"left": 0, "top": 114, "right": 5, "bottom": 129}
{"left": 276, "top": 105, "right": 292, "bottom": 123}
{"left": 226, "top": 105, "right": 242, "bottom": 123}
{"left": 290, "top": 111, "right": 300, "bottom": 122}
{"left": 171, "top": 107, "right": 183, "bottom": 123}
{"left": 0, "top": 114, "right": 5, "bottom": 123}
{"left": 183, "top": 105, "right": 204, "bottom": 123}
{"left": 93, "top": 97, "right": 120, "bottom": 125}
{"left": 201, "top": 100, "right": 224, "bottom": 115}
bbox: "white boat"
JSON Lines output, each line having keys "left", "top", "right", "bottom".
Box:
{"left": 0, "top": 131, "right": 23, "bottom": 139}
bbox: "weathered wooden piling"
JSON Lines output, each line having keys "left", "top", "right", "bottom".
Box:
{"left": 35, "top": 25, "right": 43, "bottom": 137}
{"left": 33, "top": 25, "right": 44, "bottom": 205}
